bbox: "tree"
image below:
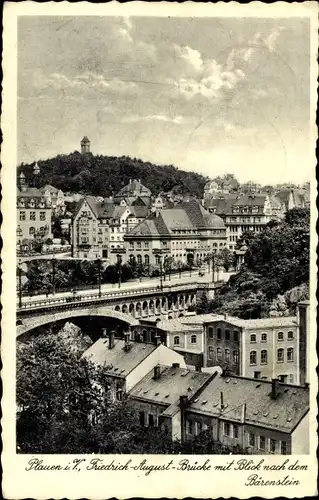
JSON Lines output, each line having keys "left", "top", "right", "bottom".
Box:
{"left": 16, "top": 333, "right": 108, "bottom": 453}
{"left": 217, "top": 248, "right": 233, "bottom": 272}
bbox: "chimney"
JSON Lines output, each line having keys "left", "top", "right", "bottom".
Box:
{"left": 240, "top": 403, "right": 246, "bottom": 424}
{"left": 124, "top": 332, "right": 131, "bottom": 352}
{"left": 108, "top": 331, "right": 115, "bottom": 349}
{"left": 271, "top": 378, "right": 279, "bottom": 399}
{"left": 154, "top": 365, "right": 161, "bottom": 380}
{"left": 179, "top": 395, "right": 188, "bottom": 444}
{"left": 220, "top": 391, "right": 224, "bottom": 410}
{"left": 172, "top": 362, "right": 180, "bottom": 369}
{"left": 154, "top": 335, "right": 161, "bottom": 346}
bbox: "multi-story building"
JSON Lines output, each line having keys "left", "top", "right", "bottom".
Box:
{"left": 141, "top": 301, "right": 310, "bottom": 386}
{"left": 129, "top": 367, "right": 309, "bottom": 454}
{"left": 275, "top": 188, "right": 307, "bottom": 213}
{"left": 204, "top": 193, "right": 284, "bottom": 251}
{"left": 71, "top": 195, "right": 149, "bottom": 262}
{"left": 81, "top": 330, "right": 186, "bottom": 402}
{"left": 40, "top": 184, "right": 66, "bottom": 215}
{"left": 124, "top": 199, "right": 227, "bottom": 267}
{"left": 17, "top": 172, "right": 52, "bottom": 249}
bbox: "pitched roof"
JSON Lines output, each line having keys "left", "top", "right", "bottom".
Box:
{"left": 17, "top": 187, "right": 44, "bottom": 198}
{"left": 82, "top": 338, "right": 158, "bottom": 377}
{"left": 232, "top": 193, "right": 267, "bottom": 207}
{"left": 129, "top": 365, "right": 212, "bottom": 410}
{"left": 41, "top": 184, "right": 60, "bottom": 194}
{"left": 126, "top": 201, "right": 224, "bottom": 237}
{"left": 227, "top": 316, "right": 298, "bottom": 329}
{"left": 204, "top": 194, "right": 238, "bottom": 214}
{"left": 189, "top": 375, "right": 309, "bottom": 433}
{"left": 156, "top": 319, "right": 197, "bottom": 333}
{"left": 117, "top": 179, "right": 151, "bottom": 197}
{"left": 81, "top": 136, "right": 90, "bottom": 143}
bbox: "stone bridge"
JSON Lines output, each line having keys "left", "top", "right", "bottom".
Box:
{"left": 17, "top": 280, "right": 220, "bottom": 336}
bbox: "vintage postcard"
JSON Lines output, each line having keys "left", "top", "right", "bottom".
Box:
{"left": 1, "top": 1, "right": 318, "bottom": 498}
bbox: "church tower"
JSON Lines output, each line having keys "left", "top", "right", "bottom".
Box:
{"left": 81, "top": 136, "right": 90, "bottom": 154}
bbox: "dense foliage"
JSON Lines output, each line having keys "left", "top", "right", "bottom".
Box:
{"left": 18, "top": 153, "right": 207, "bottom": 197}
{"left": 17, "top": 331, "right": 245, "bottom": 454}
{"left": 197, "top": 208, "right": 310, "bottom": 319}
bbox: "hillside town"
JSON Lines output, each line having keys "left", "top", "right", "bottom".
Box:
{"left": 16, "top": 137, "right": 310, "bottom": 456}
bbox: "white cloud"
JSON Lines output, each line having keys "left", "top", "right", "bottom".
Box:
{"left": 32, "top": 71, "right": 140, "bottom": 96}
{"left": 122, "top": 114, "right": 185, "bottom": 124}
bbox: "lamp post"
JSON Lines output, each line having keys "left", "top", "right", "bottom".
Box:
{"left": 52, "top": 254, "right": 56, "bottom": 294}
{"left": 211, "top": 249, "right": 217, "bottom": 284}
{"left": 18, "top": 259, "right": 22, "bottom": 308}
{"left": 117, "top": 257, "right": 122, "bottom": 289}
{"left": 97, "top": 258, "right": 102, "bottom": 297}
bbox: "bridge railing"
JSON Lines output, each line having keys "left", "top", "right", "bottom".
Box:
{"left": 17, "top": 280, "right": 217, "bottom": 312}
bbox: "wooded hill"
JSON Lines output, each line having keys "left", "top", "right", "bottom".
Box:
{"left": 18, "top": 152, "right": 207, "bottom": 198}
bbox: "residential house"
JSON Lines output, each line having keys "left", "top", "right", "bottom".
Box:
{"left": 81, "top": 330, "right": 186, "bottom": 402}
{"left": 17, "top": 172, "right": 52, "bottom": 249}
{"left": 129, "top": 367, "right": 309, "bottom": 454}
{"left": 204, "top": 193, "right": 284, "bottom": 250}
{"left": 40, "top": 184, "right": 66, "bottom": 215}
{"left": 275, "top": 188, "right": 307, "bottom": 213}
{"left": 113, "top": 178, "right": 152, "bottom": 208}
{"left": 138, "top": 302, "right": 310, "bottom": 386}
{"left": 71, "top": 195, "right": 148, "bottom": 262}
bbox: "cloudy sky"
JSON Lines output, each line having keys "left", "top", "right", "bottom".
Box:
{"left": 18, "top": 16, "right": 311, "bottom": 184}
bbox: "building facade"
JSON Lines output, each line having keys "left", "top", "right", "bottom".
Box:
{"left": 17, "top": 173, "right": 53, "bottom": 249}
{"left": 40, "top": 185, "right": 66, "bottom": 215}
{"left": 129, "top": 368, "right": 309, "bottom": 454}
{"left": 125, "top": 199, "right": 228, "bottom": 267}
{"left": 204, "top": 193, "right": 284, "bottom": 251}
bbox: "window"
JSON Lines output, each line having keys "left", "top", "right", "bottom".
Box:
{"left": 144, "top": 242, "right": 149, "bottom": 250}
{"left": 261, "top": 333, "right": 267, "bottom": 342}
{"left": 233, "top": 330, "right": 238, "bottom": 342}
{"left": 249, "top": 433, "right": 255, "bottom": 447}
{"left": 233, "top": 351, "right": 239, "bottom": 365}
{"left": 139, "top": 411, "right": 145, "bottom": 426}
{"left": 155, "top": 255, "right": 160, "bottom": 265}
{"left": 250, "top": 351, "right": 257, "bottom": 365}
{"left": 225, "top": 349, "right": 230, "bottom": 363}
{"left": 281, "top": 441, "right": 287, "bottom": 455}
{"left": 208, "top": 346, "right": 214, "bottom": 360}
{"left": 259, "top": 436, "right": 266, "bottom": 450}
{"left": 277, "top": 331, "right": 284, "bottom": 341}
{"left": 287, "top": 347, "right": 294, "bottom": 362}
{"left": 254, "top": 371, "right": 261, "bottom": 379}
{"left": 29, "top": 227, "right": 35, "bottom": 236}
{"left": 270, "top": 439, "right": 276, "bottom": 453}
{"left": 187, "top": 420, "right": 193, "bottom": 434}
{"left": 129, "top": 242, "right": 134, "bottom": 250}
{"left": 208, "top": 326, "right": 214, "bottom": 338}
{"left": 20, "top": 211, "right": 26, "bottom": 221}
{"left": 137, "top": 241, "right": 141, "bottom": 249}
{"left": 148, "top": 414, "right": 154, "bottom": 427}
{"left": 225, "top": 329, "right": 230, "bottom": 341}
{"left": 144, "top": 254, "right": 149, "bottom": 265}
{"left": 261, "top": 350, "right": 268, "bottom": 365}
{"left": 40, "top": 211, "right": 46, "bottom": 221}
{"left": 224, "top": 422, "right": 231, "bottom": 437}
{"left": 277, "top": 348, "right": 284, "bottom": 363}
{"left": 233, "top": 425, "right": 239, "bottom": 439}
{"left": 30, "top": 211, "right": 36, "bottom": 221}
{"left": 191, "top": 334, "right": 197, "bottom": 344}
{"left": 250, "top": 334, "right": 256, "bottom": 343}
{"left": 217, "top": 328, "right": 222, "bottom": 340}
{"left": 217, "top": 348, "right": 222, "bottom": 361}
{"left": 287, "top": 331, "right": 294, "bottom": 340}
{"left": 289, "top": 374, "right": 294, "bottom": 384}
{"left": 174, "top": 336, "right": 180, "bottom": 346}
{"left": 116, "top": 388, "right": 123, "bottom": 401}
{"left": 137, "top": 254, "right": 142, "bottom": 265}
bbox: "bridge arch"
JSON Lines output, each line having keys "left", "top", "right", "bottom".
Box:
{"left": 17, "top": 306, "right": 139, "bottom": 337}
